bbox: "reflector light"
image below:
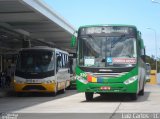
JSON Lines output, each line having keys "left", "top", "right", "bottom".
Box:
{"left": 87, "top": 74, "right": 92, "bottom": 82}
{"left": 87, "top": 74, "right": 97, "bottom": 82}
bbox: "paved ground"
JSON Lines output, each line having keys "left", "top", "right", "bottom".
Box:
{"left": 0, "top": 84, "right": 160, "bottom": 119}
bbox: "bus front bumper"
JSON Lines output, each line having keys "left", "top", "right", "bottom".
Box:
{"left": 14, "top": 83, "right": 56, "bottom": 93}
{"left": 76, "top": 80, "right": 138, "bottom": 93}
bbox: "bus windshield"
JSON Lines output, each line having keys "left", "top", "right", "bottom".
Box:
{"left": 16, "top": 51, "right": 54, "bottom": 73}
{"left": 78, "top": 36, "right": 137, "bottom": 68}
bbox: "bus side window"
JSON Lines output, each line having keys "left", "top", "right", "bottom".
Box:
{"left": 61, "top": 54, "right": 68, "bottom": 68}
{"left": 141, "top": 48, "right": 146, "bottom": 62}
{"left": 56, "top": 55, "right": 62, "bottom": 72}
{"left": 64, "top": 54, "right": 68, "bottom": 68}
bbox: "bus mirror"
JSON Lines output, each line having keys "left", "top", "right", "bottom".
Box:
{"left": 141, "top": 48, "right": 146, "bottom": 62}
{"left": 71, "top": 35, "right": 76, "bottom": 47}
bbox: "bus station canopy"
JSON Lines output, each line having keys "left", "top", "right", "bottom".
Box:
{"left": 0, "top": 0, "right": 76, "bottom": 53}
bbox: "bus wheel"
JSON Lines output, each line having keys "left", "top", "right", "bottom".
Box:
{"left": 130, "top": 93, "right": 138, "bottom": 100}
{"left": 60, "top": 87, "right": 66, "bottom": 94}
{"left": 85, "top": 92, "right": 93, "bottom": 101}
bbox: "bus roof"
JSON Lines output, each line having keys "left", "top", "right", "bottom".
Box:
{"left": 20, "top": 46, "right": 69, "bottom": 54}
{"left": 78, "top": 24, "right": 137, "bottom": 29}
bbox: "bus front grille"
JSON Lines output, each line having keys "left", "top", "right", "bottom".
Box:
{"left": 90, "top": 72, "right": 128, "bottom": 78}
{"left": 22, "top": 85, "right": 46, "bottom": 91}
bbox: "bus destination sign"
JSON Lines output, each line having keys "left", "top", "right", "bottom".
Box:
{"left": 79, "top": 26, "right": 136, "bottom": 36}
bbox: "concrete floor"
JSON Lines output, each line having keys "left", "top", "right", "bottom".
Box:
{"left": 0, "top": 84, "right": 160, "bottom": 119}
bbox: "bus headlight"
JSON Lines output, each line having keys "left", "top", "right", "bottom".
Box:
{"left": 124, "top": 75, "right": 138, "bottom": 85}
{"left": 76, "top": 76, "right": 88, "bottom": 84}
{"left": 15, "top": 80, "right": 25, "bottom": 84}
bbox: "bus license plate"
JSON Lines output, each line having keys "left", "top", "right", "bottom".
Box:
{"left": 26, "top": 79, "right": 32, "bottom": 83}
{"left": 100, "top": 86, "right": 111, "bottom": 90}
{"left": 26, "top": 79, "right": 40, "bottom": 83}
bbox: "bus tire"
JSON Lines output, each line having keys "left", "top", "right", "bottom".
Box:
{"left": 139, "top": 88, "right": 144, "bottom": 96}
{"left": 60, "top": 87, "right": 66, "bottom": 94}
{"left": 85, "top": 92, "right": 93, "bottom": 101}
{"left": 66, "top": 85, "right": 71, "bottom": 90}
{"left": 130, "top": 93, "right": 138, "bottom": 100}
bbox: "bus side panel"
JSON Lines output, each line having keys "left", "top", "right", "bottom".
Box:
{"left": 56, "top": 68, "right": 70, "bottom": 90}
{"left": 138, "top": 58, "right": 146, "bottom": 92}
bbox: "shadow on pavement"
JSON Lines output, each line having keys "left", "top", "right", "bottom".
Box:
{"left": 2, "top": 89, "right": 77, "bottom": 98}
{"left": 81, "top": 92, "right": 150, "bottom": 103}
{"left": 0, "top": 89, "right": 77, "bottom": 113}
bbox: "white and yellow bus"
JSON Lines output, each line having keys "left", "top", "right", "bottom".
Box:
{"left": 14, "top": 46, "right": 70, "bottom": 95}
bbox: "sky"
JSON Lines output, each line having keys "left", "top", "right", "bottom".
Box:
{"left": 43, "top": 0, "right": 160, "bottom": 57}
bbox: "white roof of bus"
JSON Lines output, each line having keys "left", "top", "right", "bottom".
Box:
{"left": 20, "top": 46, "right": 69, "bottom": 54}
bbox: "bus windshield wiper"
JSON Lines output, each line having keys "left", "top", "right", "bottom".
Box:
{"left": 87, "top": 34, "right": 96, "bottom": 40}
{"left": 111, "top": 34, "right": 126, "bottom": 48}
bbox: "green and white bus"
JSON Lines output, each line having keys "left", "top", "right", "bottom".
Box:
{"left": 72, "top": 25, "right": 146, "bottom": 101}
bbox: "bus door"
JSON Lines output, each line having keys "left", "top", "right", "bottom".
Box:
{"left": 56, "top": 53, "right": 70, "bottom": 89}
